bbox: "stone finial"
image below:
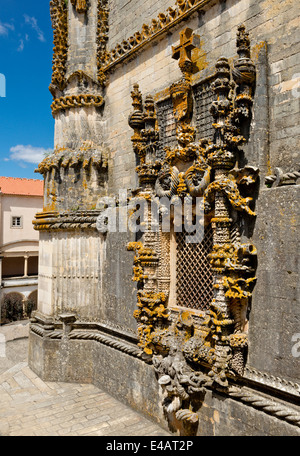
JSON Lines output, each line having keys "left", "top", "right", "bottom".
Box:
{"left": 236, "top": 24, "right": 251, "bottom": 59}
{"left": 128, "top": 84, "right": 145, "bottom": 136}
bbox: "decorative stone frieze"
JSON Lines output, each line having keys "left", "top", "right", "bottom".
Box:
{"left": 33, "top": 210, "right": 101, "bottom": 231}
{"left": 35, "top": 144, "right": 107, "bottom": 176}
{"left": 103, "top": 0, "right": 211, "bottom": 72}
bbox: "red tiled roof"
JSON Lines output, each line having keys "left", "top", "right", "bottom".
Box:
{"left": 0, "top": 177, "right": 44, "bottom": 196}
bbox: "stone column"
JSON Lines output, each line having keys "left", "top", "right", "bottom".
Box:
{"left": 32, "top": 0, "right": 109, "bottom": 322}
{"left": 24, "top": 255, "right": 29, "bottom": 278}
{"left": 36, "top": 0, "right": 108, "bottom": 214}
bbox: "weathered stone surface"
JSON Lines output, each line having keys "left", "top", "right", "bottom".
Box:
{"left": 249, "top": 185, "right": 300, "bottom": 383}
{"left": 29, "top": 0, "right": 300, "bottom": 437}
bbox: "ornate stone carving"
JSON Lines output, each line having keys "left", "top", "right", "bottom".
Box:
{"left": 70, "top": 0, "right": 89, "bottom": 14}
{"left": 103, "top": 0, "right": 207, "bottom": 72}
{"left": 97, "top": 0, "right": 110, "bottom": 86}
{"left": 127, "top": 25, "right": 258, "bottom": 431}
{"left": 51, "top": 94, "right": 104, "bottom": 116}
{"left": 33, "top": 210, "right": 102, "bottom": 231}
{"left": 49, "top": 0, "right": 109, "bottom": 99}
{"left": 49, "top": 0, "right": 68, "bottom": 94}
{"left": 172, "top": 28, "right": 199, "bottom": 82}
{"left": 128, "top": 85, "right": 161, "bottom": 188}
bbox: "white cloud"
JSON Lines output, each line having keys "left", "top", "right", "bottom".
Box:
{"left": 24, "top": 15, "right": 45, "bottom": 42}
{"left": 17, "top": 39, "right": 24, "bottom": 52}
{"left": 0, "top": 21, "right": 15, "bottom": 36}
{"left": 9, "top": 145, "right": 53, "bottom": 164}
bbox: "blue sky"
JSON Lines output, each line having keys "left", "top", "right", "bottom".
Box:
{"left": 0, "top": 0, "right": 54, "bottom": 180}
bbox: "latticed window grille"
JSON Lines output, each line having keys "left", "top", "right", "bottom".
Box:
{"left": 193, "top": 79, "right": 215, "bottom": 142}
{"left": 156, "top": 98, "right": 177, "bottom": 160}
{"left": 176, "top": 225, "right": 214, "bottom": 311}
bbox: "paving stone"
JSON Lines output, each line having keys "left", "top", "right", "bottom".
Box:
{"left": 0, "top": 338, "right": 170, "bottom": 437}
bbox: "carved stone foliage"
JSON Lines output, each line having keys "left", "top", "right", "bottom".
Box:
{"left": 127, "top": 25, "right": 258, "bottom": 431}
{"left": 49, "top": 0, "right": 109, "bottom": 102}
{"left": 97, "top": 0, "right": 110, "bottom": 86}
{"left": 51, "top": 93, "right": 104, "bottom": 116}
{"left": 50, "top": 0, "right": 68, "bottom": 94}
{"left": 35, "top": 141, "right": 107, "bottom": 178}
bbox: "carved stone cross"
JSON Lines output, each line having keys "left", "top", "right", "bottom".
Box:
{"left": 172, "top": 27, "right": 200, "bottom": 80}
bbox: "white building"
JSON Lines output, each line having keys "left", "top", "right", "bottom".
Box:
{"left": 0, "top": 177, "right": 43, "bottom": 323}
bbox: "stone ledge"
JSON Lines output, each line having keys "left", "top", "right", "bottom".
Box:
{"left": 0, "top": 320, "right": 30, "bottom": 342}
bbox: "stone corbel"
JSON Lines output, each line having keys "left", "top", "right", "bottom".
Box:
{"left": 59, "top": 314, "right": 77, "bottom": 338}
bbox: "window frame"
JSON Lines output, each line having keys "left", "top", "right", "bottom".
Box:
{"left": 11, "top": 216, "right": 23, "bottom": 229}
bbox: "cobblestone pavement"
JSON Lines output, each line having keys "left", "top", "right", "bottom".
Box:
{"left": 0, "top": 336, "right": 171, "bottom": 437}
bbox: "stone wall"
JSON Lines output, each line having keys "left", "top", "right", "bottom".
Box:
{"left": 104, "top": 0, "right": 299, "bottom": 191}
{"left": 102, "top": 0, "right": 300, "bottom": 385}
{"left": 29, "top": 0, "right": 300, "bottom": 436}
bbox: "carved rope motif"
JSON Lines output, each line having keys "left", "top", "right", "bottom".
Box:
{"left": 51, "top": 94, "right": 104, "bottom": 115}
{"left": 30, "top": 313, "right": 300, "bottom": 428}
